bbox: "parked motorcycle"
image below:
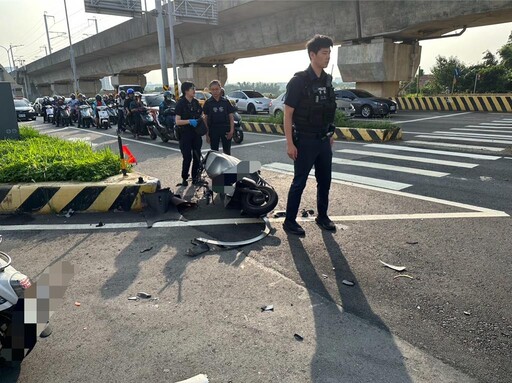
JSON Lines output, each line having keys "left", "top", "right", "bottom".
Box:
{"left": 96, "top": 105, "right": 111, "bottom": 130}
{"left": 107, "top": 103, "right": 118, "bottom": 126}
{"left": 78, "top": 104, "right": 94, "bottom": 128}
{"left": 155, "top": 103, "right": 179, "bottom": 142}
{"left": 197, "top": 151, "right": 278, "bottom": 216}
{"left": 233, "top": 111, "right": 244, "bottom": 144}
{"left": 126, "top": 107, "right": 157, "bottom": 139}
{"left": 56, "top": 105, "right": 71, "bottom": 127}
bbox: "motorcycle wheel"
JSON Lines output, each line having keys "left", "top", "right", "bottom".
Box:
{"left": 85, "top": 120, "right": 91, "bottom": 129}
{"left": 148, "top": 126, "right": 158, "bottom": 140}
{"left": 233, "top": 130, "right": 244, "bottom": 144}
{"left": 241, "top": 185, "right": 278, "bottom": 216}
{"left": 161, "top": 136, "right": 169, "bottom": 143}
{"left": 102, "top": 121, "right": 109, "bottom": 130}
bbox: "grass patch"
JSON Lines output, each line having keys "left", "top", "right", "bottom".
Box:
{"left": 0, "top": 126, "right": 124, "bottom": 183}
{"left": 244, "top": 111, "right": 399, "bottom": 129}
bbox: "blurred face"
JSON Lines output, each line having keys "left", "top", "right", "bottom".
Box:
{"left": 310, "top": 47, "right": 331, "bottom": 69}
{"left": 185, "top": 86, "right": 195, "bottom": 98}
{"left": 209, "top": 84, "right": 221, "bottom": 99}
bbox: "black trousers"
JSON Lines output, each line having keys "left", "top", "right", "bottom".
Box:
{"left": 285, "top": 135, "right": 332, "bottom": 221}
{"left": 180, "top": 129, "right": 203, "bottom": 180}
{"left": 117, "top": 109, "right": 125, "bottom": 130}
{"left": 209, "top": 126, "right": 231, "bottom": 155}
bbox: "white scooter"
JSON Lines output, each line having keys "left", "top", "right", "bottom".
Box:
{"left": 96, "top": 105, "right": 111, "bottom": 130}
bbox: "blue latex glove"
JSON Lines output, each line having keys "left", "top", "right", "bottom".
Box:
{"left": 189, "top": 119, "right": 198, "bottom": 127}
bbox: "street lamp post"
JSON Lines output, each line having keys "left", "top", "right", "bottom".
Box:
{"left": 0, "top": 45, "right": 12, "bottom": 70}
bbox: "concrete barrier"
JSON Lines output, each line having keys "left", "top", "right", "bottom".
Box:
{"left": 0, "top": 172, "right": 160, "bottom": 214}
{"left": 392, "top": 95, "right": 512, "bottom": 112}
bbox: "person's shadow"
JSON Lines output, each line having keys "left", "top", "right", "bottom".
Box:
{"left": 287, "top": 230, "right": 413, "bottom": 382}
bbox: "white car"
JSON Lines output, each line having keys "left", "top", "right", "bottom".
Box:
{"left": 269, "top": 92, "right": 286, "bottom": 117}
{"left": 227, "top": 90, "right": 270, "bottom": 114}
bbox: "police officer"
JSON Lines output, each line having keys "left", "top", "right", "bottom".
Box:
{"left": 129, "top": 92, "right": 145, "bottom": 139}
{"left": 175, "top": 81, "right": 203, "bottom": 186}
{"left": 283, "top": 34, "right": 337, "bottom": 236}
{"left": 203, "top": 80, "right": 235, "bottom": 155}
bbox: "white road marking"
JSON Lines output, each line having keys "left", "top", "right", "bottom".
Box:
{"left": 465, "top": 125, "right": 512, "bottom": 130}
{"left": 336, "top": 149, "right": 478, "bottom": 168}
{"left": 264, "top": 162, "right": 412, "bottom": 190}
{"left": 483, "top": 122, "right": 512, "bottom": 125}
{"left": 404, "top": 140, "right": 505, "bottom": 152}
{"left": 414, "top": 135, "right": 512, "bottom": 145}
{"left": 392, "top": 112, "right": 472, "bottom": 124}
{"left": 451, "top": 128, "right": 512, "bottom": 133}
{"left": 364, "top": 143, "right": 501, "bottom": 160}
{"left": 232, "top": 138, "right": 286, "bottom": 149}
{"left": 332, "top": 158, "right": 449, "bottom": 177}
{"left": 433, "top": 131, "right": 512, "bottom": 139}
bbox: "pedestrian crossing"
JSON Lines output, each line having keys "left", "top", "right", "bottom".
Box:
{"left": 263, "top": 118, "right": 509, "bottom": 192}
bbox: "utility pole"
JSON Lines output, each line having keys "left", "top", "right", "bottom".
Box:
{"left": 88, "top": 17, "right": 99, "bottom": 34}
{"left": 63, "top": 0, "right": 78, "bottom": 93}
{"left": 166, "top": 0, "right": 179, "bottom": 99}
{"left": 0, "top": 45, "right": 13, "bottom": 70}
{"left": 9, "top": 44, "right": 22, "bottom": 70}
{"left": 155, "top": 0, "right": 169, "bottom": 90}
{"left": 41, "top": 45, "right": 48, "bottom": 56}
{"left": 44, "top": 12, "right": 54, "bottom": 55}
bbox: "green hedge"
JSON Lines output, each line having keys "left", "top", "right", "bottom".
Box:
{"left": 0, "top": 127, "right": 124, "bottom": 183}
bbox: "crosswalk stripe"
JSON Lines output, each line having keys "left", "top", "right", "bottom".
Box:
{"left": 451, "top": 128, "right": 512, "bottom": 133}
{"left": 405, "top": 140, "right": 505, "bottom": 152}
{"left": 433, "top": 131, "right": 512, "bottom": 139}
{"left": 483, "top": 122, "right": 512, "bottom": 125}
{"left": 414, "top": 135, "right": 512, "bottom": 145}
{"left": 364, "top": 143, "right": 501, "bottom": 160}
{"left": 263, "top": 162, "right": 412, "bottom": 191}
{"left": 332, "top": 158, "right": 449, "bottom": 177}
{"left": 336, "top": 149, "right": 479, "bottom": 168}
{"left": 465, "top": 125, "right": 512, "bottom": 129}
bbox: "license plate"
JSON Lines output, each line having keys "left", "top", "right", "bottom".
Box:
{"left": 48, "top": 114, "right": 53, "bottom": 118}
{"left": 19, "top": 113, "right": 26, "bottom": 117}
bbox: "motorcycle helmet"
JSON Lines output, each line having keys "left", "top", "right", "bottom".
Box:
{"left": 134, "top": 91, "right": 142, "bottom": 98}
{"left": 70, "top": 93, "right": 76, "bottom": 99}
{"left": 119, "top": 90, "right": 126, "bottom": 98}
{"left": 127, "top": 88, "right": 134, "bottom": 95}
{"left": 95, "top": 94, "right": 102, "bottom": 102}
{"left": 163, "top": 91, "right": 173, "bottom": 101}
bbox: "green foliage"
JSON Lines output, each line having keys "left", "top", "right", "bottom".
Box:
{"left": 0, "top": 126, "right": 124, "bottom": 183}
{"left": 225, "top": 82, "right": 282, "bottom": 96}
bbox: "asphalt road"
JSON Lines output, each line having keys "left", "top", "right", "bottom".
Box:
{"left": 1, "top": 111, "right": 511, "bottom": 382}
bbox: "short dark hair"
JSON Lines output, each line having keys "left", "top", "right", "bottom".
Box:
{"left": 306, "top": 34, "right": 334, "bottom": 56}
{"left": 181, "top": 81, "right": 195, "bottom": 95}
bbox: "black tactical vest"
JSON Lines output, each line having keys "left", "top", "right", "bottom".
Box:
{"left": 292, "top": 70, "right": 337, "bottom": 133}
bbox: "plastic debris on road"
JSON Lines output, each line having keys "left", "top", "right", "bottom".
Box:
{"left": 140, "top": 247, "right": 153, "bottom": 253}
{"left": 294, "top": 333, "right": 304, "bottom": 341}
{"left": 128, "top": 296, "right": 138, "bottom": 301}
{"left": 342, "top": 280, "right": 355, "bottom": 286}
{"left": 261, "top": 305, "right": 274, "bottom": 312}
{"left": 393, "top": 274, "right": 414, "bottom": 280}
{"left": 175, "top": 374, "right": 209, "bottom": 383}
{"left": 379, "top": 260, "right": 406, "bottom": 272}
{"left": 137, "top": 292, "right": 152, "bottom": 299}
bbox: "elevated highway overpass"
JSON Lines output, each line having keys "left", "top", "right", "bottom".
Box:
{"left": 16, "top": 0, "right": 512, "bottom": 98}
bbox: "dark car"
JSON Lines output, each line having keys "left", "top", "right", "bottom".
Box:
{"left": 335, "top": 89, "right": 398, "bottom": 118}
{"left": 13, "top": 99, "right": 37, "bottom": 121}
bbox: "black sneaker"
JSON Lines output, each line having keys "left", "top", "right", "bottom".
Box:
{"left": 315, "top": 216, "right": 336, "bottom": 231}
{"left": 283, "top": 219, "right": 305, "bottom": 236}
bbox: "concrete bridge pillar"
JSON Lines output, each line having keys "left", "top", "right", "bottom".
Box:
{"left": 36, "top": 84, "right": 52, "bottom": 97}
{"left": 111, "top": 73, "right": 147, "bottom": 91}
{"left": 338, "top": 37, "right": 421, "bottom": 97}
{"left": 52, "top": 82, "right": 74, "bottom": 97}
{"left": 78, "top": 79, "right": 102, "bottom": 97}
{"left": 178, "top": 64, "right": 227, "bottom": 90}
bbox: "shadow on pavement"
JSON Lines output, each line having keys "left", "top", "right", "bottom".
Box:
{"left": 287, "top": 230, "right": 413, "bottom": 382}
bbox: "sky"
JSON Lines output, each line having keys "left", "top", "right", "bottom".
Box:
{"left": 0, "top": 0, "right": 511, "bottom": 85}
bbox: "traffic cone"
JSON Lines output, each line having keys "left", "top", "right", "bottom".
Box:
{"left": 122, "top": 145, "right": 137, "bottom": 164}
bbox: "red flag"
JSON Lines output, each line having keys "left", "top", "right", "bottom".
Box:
{"left": 122, "top": 145, "right": 137, "bottom": 164}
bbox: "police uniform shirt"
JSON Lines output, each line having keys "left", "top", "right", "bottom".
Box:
{"left": 175, "top": 97, "right": 202, "bottom": 126}
{"left": 203, "top": 97, "right": 235, "bottom": 132}
{"left": 284, "top": 64, "right": 332, "bottom": 129}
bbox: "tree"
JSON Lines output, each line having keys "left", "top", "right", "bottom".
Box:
{"left": 430, "top": 56, "right": 466, "bottom": 93}
{"left": 482, "top": 50, "right": 498, "bottom": 67}
{"left": 498, "top": 31, "right": 512, "bottom": 69}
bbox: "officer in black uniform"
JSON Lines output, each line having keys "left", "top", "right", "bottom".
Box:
{"left": 283, "top": 34, "right": 337, "bottom": 236}
{"left": 203, "top": 80, "right": 236, "bottom": 155}
{"left": 175, "top": 81, "right": 203, "bottom": 186}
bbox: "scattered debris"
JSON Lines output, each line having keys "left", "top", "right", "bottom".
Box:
{"left": 406, "top": 241, "right": 419, "bottom": 245}
{"left": 96, "top": 221, "right": 105, "bottom": 227}
{"left": 163, "top": 369, "right": 170, "bottom": 373}
{"left": 74, "top": 302, "right": 81, "bottom": 307}
{"left": 137, "top": 292, "right": 152, "bottom": 299}
{"left": 417, "top": 305, "right": 421, "bottom": 310}
{"left": 175, "top": 374, "right": 209, "bottom": 383}
{"left": 236, "top": 250, "right": 246, "bottom": 258}
{"left": 244, "top": 315, "right": 249, "bottom": 321}
{"left": 140, "top": 247, "right": 153, "bottom": 253}
{"left": 393, "top": 274, "right": 414, "bottom": 280}
{"left": 379, "top": 260, "right": 406, "bottom": 272}
{"left": 479, "top": 176, "right": 492, "bottom": 182}
{"left": 186, "top": 242, "right": 210, "bottom": 257}
{"left": 464, "top": 311, "right": 471, "bottom": 316}
{"left": 322, "top": 274, "right": 328, "bottom": 279}
{"left": 301, "top": 209, "right": 315, "bottom": 218}
{"left": 294, "top": 333, "right": 304, "bottom": 342}
{"left": 273, "top": 210, "right": 286, "bottom": 218}
{"left": 128, "top": 296, "right": 138, "bottom": 301}
{"left": 261, "top": 305, "right": 274, "bottom": 312}
{"left": 342, "top": 280, "right": 355, "bottom": 286}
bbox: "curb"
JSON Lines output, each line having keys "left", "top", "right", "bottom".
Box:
{"left": 0, "top": 172, "right": 160, "bottom": 214}
{"left": 392, "top": 95, "right": 512, "bottom": 112}
{"left": 241, "top": 122, "right": 402, "bottom": 142}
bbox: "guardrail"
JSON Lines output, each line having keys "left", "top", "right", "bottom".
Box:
{"left": 392, "top": 96, "right": 512, "bottom": 112}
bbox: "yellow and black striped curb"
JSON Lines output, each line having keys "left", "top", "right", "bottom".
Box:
{"left": 392, "top": 96, "right": 512, "bottom": 112}
{"left": 241, "top": 122, "right": 402, "bottom": 142}
{"left": 0, "top": 172, "right": 160, "bottom": 214}
{"left": 337, "top": 127, "right": 402, "bottom": 142}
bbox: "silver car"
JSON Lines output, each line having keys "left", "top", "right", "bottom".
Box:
{"left": 269, "top": 92, "right": 286, "bottom": 117}
{"left": 227, "top": 90, "right": 271, "bottom": 114}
